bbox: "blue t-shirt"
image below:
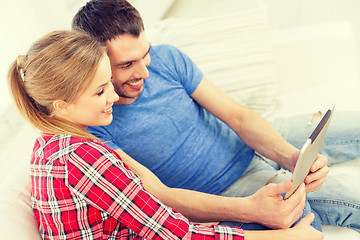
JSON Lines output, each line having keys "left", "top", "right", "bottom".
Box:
{"left": 88, "top": 44, "right": 254, "bottom": 194}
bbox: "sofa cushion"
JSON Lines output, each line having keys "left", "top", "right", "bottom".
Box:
{"left": 148, "top": 5, "right": 279, "bottom": 117}
{"left": 0, "top": 106, "right": 41, "bottom": 239}
{"left": 0, "top": 156, "right": 41, "bottom": 240}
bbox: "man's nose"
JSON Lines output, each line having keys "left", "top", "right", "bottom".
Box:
{"left": 134, "top": 59, "right": 149, "bottom": 79}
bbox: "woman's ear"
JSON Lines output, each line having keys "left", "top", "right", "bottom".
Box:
{"left": 52, "top": 100, "right": 72, "bottom": 116}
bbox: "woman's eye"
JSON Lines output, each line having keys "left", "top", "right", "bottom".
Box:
{"left": 97, "top": 89, "right": 104, "bottom": 96}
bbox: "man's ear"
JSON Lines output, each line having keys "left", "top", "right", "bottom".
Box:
{"left": 52, "top": 100, "right": 72, "bottom": 116}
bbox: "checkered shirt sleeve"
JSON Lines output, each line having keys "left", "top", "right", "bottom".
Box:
{"left": 31, "top": 135, "right": 245, "bottom": 239}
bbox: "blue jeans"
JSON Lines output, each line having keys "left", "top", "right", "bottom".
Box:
{"left": 219, "top": 111, "right": 360, "bottom": 232}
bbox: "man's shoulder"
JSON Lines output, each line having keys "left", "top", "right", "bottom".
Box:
{"left": 150, "top": 44, "right": 191, "bottom": 73}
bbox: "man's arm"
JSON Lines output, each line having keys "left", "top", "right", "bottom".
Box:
{"left": 115, "top": 148, "right": 307, "bottom": 229}
{"left": 191, "top": 77, "right": 328, "bottom": 190}
{"left": 191, "top": 77, "right": 297, "bottom": 170}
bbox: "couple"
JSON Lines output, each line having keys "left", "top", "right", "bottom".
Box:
{"left": 8, "top": 0, "right": 360, "bottom": 239}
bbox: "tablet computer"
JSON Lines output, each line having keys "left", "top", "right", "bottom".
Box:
{"left": 284, "top": 105, "right": 335, "bottom": 199}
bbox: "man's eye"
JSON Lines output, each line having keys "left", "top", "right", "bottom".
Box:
{"left": 120, "top": 63, "right": 132, "bottom": 69}
{"left": 97, "top": 89, "right": 104, "bottom": 96}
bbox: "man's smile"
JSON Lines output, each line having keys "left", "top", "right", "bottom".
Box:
{"left": 126, "top": 79, "right": 143, "bottom": 90}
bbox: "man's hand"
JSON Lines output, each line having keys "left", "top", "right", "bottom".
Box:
{"left": 290, "top": 151, "right": 329, "bottom": 193}
{"left": 304, "top": 154, "right": 329, "bottom": 192}
{"left": 247, "top": 180, "right": 306, "bottom": 229}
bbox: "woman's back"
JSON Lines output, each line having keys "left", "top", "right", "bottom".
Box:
{"left": 31, "top": 135, "right": 126, "bottom": 239}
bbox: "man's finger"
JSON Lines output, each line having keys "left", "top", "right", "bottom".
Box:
{"left": 311, "top": 155, "right": 328, "bottom": 172}
{"left": 277, "top": 183, "right": 306, "bottom": 227}
{"left": 305, "top": 165, "right": 329, "bottom": 184}
{"left": 305, "top": 178, "right": 326, "bottom": 192}
{"left": 284, "top": 183, "right": 306, "bottom": 210}
{"left": 268, "top": 180, "right": 292, "bottom": 197}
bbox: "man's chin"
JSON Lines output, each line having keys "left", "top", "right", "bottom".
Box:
{"left": 114, "top": 91, "right": 142, "bottom": 105}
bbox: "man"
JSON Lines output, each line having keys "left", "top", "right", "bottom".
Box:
{"left": 73, "top": 0, "right": 359, "bottom": 231}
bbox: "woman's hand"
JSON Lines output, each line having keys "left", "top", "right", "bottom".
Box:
{"left": 244, "top": 213, "right": 324, "bottom": 240}
{"left": 290, "top": 213, "right": 324, "bottom": 239}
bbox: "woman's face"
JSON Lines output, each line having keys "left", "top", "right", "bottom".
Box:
{"left": 61, "top": 55, "right": 119, "bottom": 130}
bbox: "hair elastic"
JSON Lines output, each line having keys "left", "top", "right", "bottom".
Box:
{"left": 16, "top": 55, "right": 25, "bottom": 82}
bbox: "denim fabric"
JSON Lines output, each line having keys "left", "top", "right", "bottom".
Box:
{"left": 273, "top": 111, "right": 360, "bottom": 165}
{"left": 219, "top": 111, "right": 360, "bottom": 232}
{"left": 276, "top": 111, "right": 360, "bottom": 231}
{"left": 219, "top": 155, "right": 322, "bottom": 231}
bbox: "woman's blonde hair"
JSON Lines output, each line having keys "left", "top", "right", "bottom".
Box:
{"left": 8, "top": 30, "right": 106, "bottom": 140}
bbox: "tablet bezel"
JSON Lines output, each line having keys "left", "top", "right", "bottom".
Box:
{"left": 284, "top": 105, "right": 335, "bottom": 199}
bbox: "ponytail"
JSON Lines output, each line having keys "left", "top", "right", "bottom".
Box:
{"left": 8, "top": 56, "right": 39, "bottom": 122}
{"left": 7, "top": 31, "right": 105, "bottom": 141}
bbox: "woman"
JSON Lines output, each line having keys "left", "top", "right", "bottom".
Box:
{"left": 8, "top": 30, "right": 323, "bottom": 240}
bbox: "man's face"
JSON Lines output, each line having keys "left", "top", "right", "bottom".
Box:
{"left": 105, "top": 31, "right": 151, "bottom": 105}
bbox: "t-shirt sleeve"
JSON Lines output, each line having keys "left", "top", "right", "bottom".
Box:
{"left": 66, "top": 141, "right": 244, "bottom": 239}
{"left": 154, "top": 44, "right": 204, "bottom": 95}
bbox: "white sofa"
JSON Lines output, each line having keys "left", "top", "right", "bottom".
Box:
{"left": 272, "top": 21, "right": 360, "bottom": 240}
{"left": 0, "top": 6, "right": 359, "bottom": 240}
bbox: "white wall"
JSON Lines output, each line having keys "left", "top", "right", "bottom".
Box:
{"left": 0, "top": 0, "right": 171, "bottom": 116}
{"left": 0, "top": 0, "right": 77, "bottom": 115}
{"left": 165, "top": 0, "right": 360, "bottom": 31}
{"left": 165, "top": 0, "right": 360, "bottom": 66}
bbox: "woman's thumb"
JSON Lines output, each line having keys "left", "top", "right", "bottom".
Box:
{"left": 297, "top": 213, "right": 315, "bottom": 226}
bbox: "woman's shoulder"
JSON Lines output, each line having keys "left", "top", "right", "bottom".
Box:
{"left": 33, "top": 134, "right": 105, "bottom": 160}
{"left": 35, "top": 134, "right": 93, "bottom": 147}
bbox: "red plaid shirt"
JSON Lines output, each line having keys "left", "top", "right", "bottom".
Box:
{"left": 31, "top": 135, "right": 244, "bottom": 239}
